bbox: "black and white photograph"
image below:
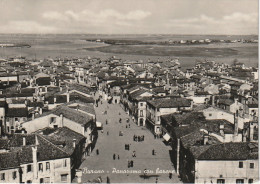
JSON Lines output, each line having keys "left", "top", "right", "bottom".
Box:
{"left": 0, "top": 0, "right": 258, "bottom": 183}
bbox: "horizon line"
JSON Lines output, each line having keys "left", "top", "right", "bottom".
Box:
{"left": 0, "top": 33, "right": 257, "bottom": 36}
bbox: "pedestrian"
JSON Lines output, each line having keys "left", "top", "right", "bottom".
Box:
{"left": 119, "top": 112, "right": 121, "bottom": 115}
{"left": 113, "top": 154, "right": 116, "bottom": 160}
{"left": 129, "top": 124, "right": 130, "bottom": 128}
{"left": 131, "top": 160, "right": 134, "bottom": 167}
{"left": 107, "top": 131, "right": 109, "bottom": 135}
{"left": 126, "top": 125, "right": 128, "bottom": 128}
{"left": 128, "top": 160, "right": 130, "bottom": 168}
{"left": 143, "top": 135, "right": 145, "bottom": 141}
{"left": 143, "top": 169, "right": 147, "bottom": 179}
{"left": 155, "top": 177, "right": 158, "bottom": 184}
{"left": 152, "top": 149, "right": 155, "bottom": 155}
{"left": 106, "top": 119, "right": 108, "bottom": 125}
{"left": 154, "top": 134, "right": 156, "bottom": 139}
{"left": 169, "top": 172, "right": 172, "bottom": 179}
{"left": 138, "top": 136, "right": 140, "bottom": 142}
{"left": 106, "top": 176, "right": 110, "bottom": 184}
{"left": 96, "top": 149, "right": 99, "bottom": 155}
{"left": 132, "top": 151, "right": 136, "bottom": 157}
{"left": 118, "top": 155, "right": 120, "bottom": 160}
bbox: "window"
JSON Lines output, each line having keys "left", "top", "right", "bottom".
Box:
{"left": 248, "top": 179, "right": 253, "bottom": 184}
{"left": 40, "top": 178, "right": 44, "bottom": 183}
{"left": 15, "top": 118, "right": 18, "bottom": 122}
{"left": 239, "top": 161, "right": 243, "bottom": 168}
{"left": 46, "top": 162, "right": 50, "bottom": 171}
{"left": 12, "top": 171, "right": 17, "bottom": 179}
{"left": 61, "top": 174, "right": 68, "bottom": 182}
{"left": 27, "top": 164, "right": 32, "bottom": 172}
{"left": 236, "top": 179, "right": 244, "bottom": 184}
{"left": 157, "top": 108, "right": 160, "bottom": 112}
{"left": 63, "top": 159, "right": 67, "bottom": 167}
{"left": 209, "top": 113, "right": 212, "bottom": 117}
{"left": 38, "top": 163, "right": 43, "bottom": 171}
{"left": 217, "top": 179, "right": 225, "bottom": 184}
{"left": 250, "top": 163, "right": 254, "bottom": 169}
{"left": 1, "top": 173, "right": 5, "bottom": 180}
{"left": 140, "top": 110, "right": 143, "bottom": 117}
{"left": 27, "top": 180, "right": 32, "bottom": 183}
{"left": 157, "top": 117, "right": 160, "bottom": 121}
{"left": 50, "top": 117, "right": 56, "bottom": 124}
{"left": 140, "top": 103, "right": 143, "bottom": 106}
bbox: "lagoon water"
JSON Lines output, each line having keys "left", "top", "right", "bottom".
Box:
{"left": 0, "top": 34, "right": 257, "bottom": 69}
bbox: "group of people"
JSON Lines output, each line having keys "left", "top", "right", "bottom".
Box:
{"left": 133, "top": 135, "right": 145, "bottom": 142}
{"left": 113, "top": 153, "right": 120, "bottom": 160}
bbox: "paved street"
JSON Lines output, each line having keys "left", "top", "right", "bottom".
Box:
{"left": 77, "top": 93, "right": 182, "bottom": 183}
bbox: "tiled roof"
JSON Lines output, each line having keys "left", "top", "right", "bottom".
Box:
{"left": 40, "top": 127, "right": 86, "bottom": 155}
{"left": 196, "top": 142, "right": 258, "bottom": 160}
{"left": 52, "top": 106, "right": 93, "bottom": 126}
{"left": 0, "top": 152, "right": 20, "bottom": 170}
{"left": 6, "top": 107, "right": 28, "bottom": 117}
{"left": 218, "top": 98, "right": 234, "bottom": 105}
{"left": 147, "top": 97, "right": 191, "bottom": 108}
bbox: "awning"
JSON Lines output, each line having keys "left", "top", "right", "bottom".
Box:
{"left": 163, "top": 133, "right": 171, "bottom": 142}
{"left": 96, "top": 121, "right": 103, "bottom": 128}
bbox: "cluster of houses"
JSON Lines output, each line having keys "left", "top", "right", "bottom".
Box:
{"left": 94, "top": 58, "right": 258, "bottom": 183}
{"left": 0, "top": 55, "right": 258, "bottom": 183}
{"left": 0, "top": 57, "right": 98, "bottom": 183}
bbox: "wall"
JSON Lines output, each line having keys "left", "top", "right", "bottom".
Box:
{"left": 0, "top": 76, "right": 18, "bottom": 82}
{"left": 21, "top": 114, "right": 61, "bottom": 133}
{"left": 195, "top": 159, "right": 259, "bottom": 184}
{"left": 20, "top": 158, "right": 71, "bottom": 183}
{"left": 203, "top": 110, "right": 245, "bottom": 129}
{"left": 0, "top": 168, "right": 20, "bottom": 183}
{"left": 187, "top": 96, "right": 208, "bottom": 104}
{"left": 63, "top": 118, "right": 84, "bottom": 136}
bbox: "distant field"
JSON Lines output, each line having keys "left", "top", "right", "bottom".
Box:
{"left": 84, "top": 43, "right": 258, "bottom": 58}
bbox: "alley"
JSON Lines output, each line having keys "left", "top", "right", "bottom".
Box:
{"left": 77, "top": 93, "right": 182, "bottom": 183}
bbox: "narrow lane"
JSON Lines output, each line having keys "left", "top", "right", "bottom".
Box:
{"left": 77, "top": 93, "right": 182, "bottom": 183}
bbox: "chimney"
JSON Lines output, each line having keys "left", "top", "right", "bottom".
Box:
{"left": 234, "top": 113, "right": 239, "bottom": 136}
{"left": 60, "top": 86, "right": 62, "bottom": 92}
{"left": 212, "top": 95, "right": 215, "bottom": 106}
{"left": 32, "top": 113, "right": 35, "bottom": 120}
{"left": 39, "top": 107, "right": 42, "bottom": 115}
{"left": 32, "top": 146, "right": 38, "bottom": 180}
{"left": 66, "top": 92, "right": 70, "bottom": 103}
{"left": 60, "top": 114, "right": 64, "bottom": 127}
{"left": 25, "top": 99, "right": 28, "bottom": 106}
{"left": 234, "top": 98, "right": 238, "bottom": 105}
{"left": 219, "top": 124, "right": 225, "bottom": 136}
{"left": 73, "top": 139, "right": 76, "bottom": 148}
{"left": 203, "top": 134, "right": 209, "bottom": 145}
{"left": 149, "top": 84, "right": 152, "bottom": 92}
{"left": 249, "top": 122, "right": 254, "bottom": 141}
{"left": 54, "top": 97, "right": 57, "bottom": 103}
{"left": 23, "top": 137, "right": 26, "bottom": 146}
{"left": 22, "top": 129, "right": 25, "bottom": 134}
{"left": 126, "top": 79, "right": 129, "bottom": 85}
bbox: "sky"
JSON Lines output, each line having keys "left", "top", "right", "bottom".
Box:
{"left": 0, "top": 0, "right": 258, "bottom": 35}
